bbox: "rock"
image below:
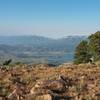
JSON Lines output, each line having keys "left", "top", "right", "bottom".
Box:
{"left": 26, "top": 94, "right": 52, "bottom": 100}
{"left": 35, "top": 94, "right": 52, "bottom": 100}
{"left": 60, "top": 75, "right": 75, "bottom": 87}
{"left": 44, "top": 80, "right": 66, "bottom": 93}
{"left": 30, "top": 87, "right": 51, "bottom": 95}
{"left": 30, "top": 80, "right": 52, "bottom": 95}
{"left": 35, "top": 64, "right": 49, "bottom": 68}
{"left": 59, "top": 63, "right": 74, "bottom": 68}
{"left": 30, "top": 79, "right": 66, "bottom": 95}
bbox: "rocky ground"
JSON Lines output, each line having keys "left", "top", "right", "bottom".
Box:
{"left": 0, "top": 63, "right": 100, "bottom": 100}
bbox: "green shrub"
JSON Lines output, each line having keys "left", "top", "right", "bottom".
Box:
{"left": 3, "top": 59, "right": 12, "bottom": 66}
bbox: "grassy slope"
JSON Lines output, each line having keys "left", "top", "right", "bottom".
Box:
{"left": 0, "top": 63, "right": 100, "bottom": 99}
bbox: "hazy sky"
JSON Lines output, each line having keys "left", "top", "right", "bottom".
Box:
{"left": 0, "top": 0, "right": 100, "bottom": 38}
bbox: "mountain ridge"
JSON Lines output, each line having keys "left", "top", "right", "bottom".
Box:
{"left": 0, "top": 35, "right": 87, "bottom": 64}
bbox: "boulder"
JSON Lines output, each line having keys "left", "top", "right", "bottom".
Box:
{"left": 44, "top": 80, "right": 66, "bottom": 93}
{"left": 30, "top": 79, "right": 66, "bottom": 95}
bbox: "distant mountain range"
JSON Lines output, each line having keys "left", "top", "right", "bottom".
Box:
{"left": 0, "top": 35, "right": 87, "bottom": 65}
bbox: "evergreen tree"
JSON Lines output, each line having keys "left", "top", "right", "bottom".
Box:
{"left": 88, "top": 31, "right": 100, "bottom": 61}
{"left": 74, "top": 40, "right": 91, "bottom": 64}
{"left": 74, "top": 31, "right": 100, "bottom": 64}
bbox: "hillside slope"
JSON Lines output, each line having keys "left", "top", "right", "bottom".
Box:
{"left": 0, "top": 63, "right": 100, "bottom": 99}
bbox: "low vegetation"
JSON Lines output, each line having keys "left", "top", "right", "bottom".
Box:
{"left": 0, "top": 63, "right": 100, "bottom": 100}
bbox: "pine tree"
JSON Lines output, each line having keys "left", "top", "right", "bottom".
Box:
{"left": 88, "top": 31, "right": 100, "bottom": 61}
{"left": 74, "top": 40, "right": 91, "bottom": 64}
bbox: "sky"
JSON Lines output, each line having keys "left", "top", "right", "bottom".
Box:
{"left": 0, "top": 0, "right": 100, "bottom": 38}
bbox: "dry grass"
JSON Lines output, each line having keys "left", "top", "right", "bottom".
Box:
{"left": 0, "top": 63, "right": 100, "bottom": 99}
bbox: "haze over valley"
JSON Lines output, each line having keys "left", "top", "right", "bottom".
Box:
{"left": 0, "top": 35, "right": 86, "bottom": 65}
